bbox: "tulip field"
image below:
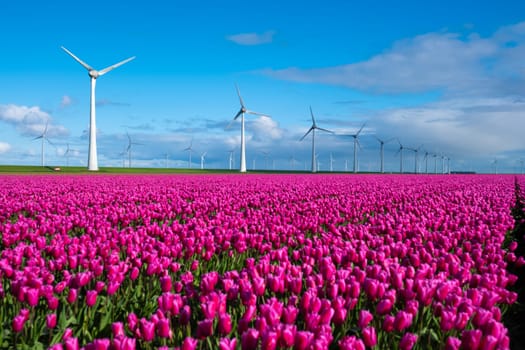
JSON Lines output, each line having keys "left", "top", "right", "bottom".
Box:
{"left": 0, "top": 174, "right": 523, "bottom": 350}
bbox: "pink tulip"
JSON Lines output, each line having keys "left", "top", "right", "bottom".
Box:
{"left": 399, "top": 333, "right": 418, "bottom": 350}
{"left": 241, "top": 328, "right": 260, "bottom": 350}
{"left": 338, "top": 336, "right": 366, "bottom": 350}
{"left": 218, "top": 313, "right": 233, "bottom": 335}
{"left": 64, "top": 337, "right": 79, "bottom": 350}
{"left": 362, "top": 326, "right": 377, "bottom": 348}
{"left": 127, "top": 312, "right": 138, "bottom": 331}
{"left": 157, "top": 318, "right": 171, "bottom": 338}
{"left": 358, "top": 309, "right": 373, "bottom": 329}
{"left": 394, "top": 310, "right": 413, "bottom": 331}
{"left": 12, "top": 315, "right": 26, "bottom": 333}
{"left": 139, "top": 318, "right": 155, "bottom": 342}
{"left": 219, "top": 338, "right": 237, "bottom": 350}
{"left": 160, "top": 275, "right": 172, "bottom": 293}
{"left": 445, "top": 336, "right": 461, "bottom": 350}
{"left": 261, "top": 330, "right": 278, "bottom": 350}
{"left": 376, "top": 298, "right": 393, "bottom": 315}
{"left": 112, "top": 322, "right": 125, "bottom": 337}
{"left": 294, "top": 331, "right": 314, "bottom": 350}
{"left": 66, "top": 288, "right": 78, "bottom": 304}
{"left": 86, "top": 290, "right": 98, "bottom": 307}
{"left": 46, "top": 313, "right": 57, "bottom": 329}
{"left": 196, "top": 318, "right": 214, "bottom": 339}
{"left": 181, "top": 337, "right": 198, "bottom": 350}
{"left": 461, "top": 329, "right": 482, "bottom": 350}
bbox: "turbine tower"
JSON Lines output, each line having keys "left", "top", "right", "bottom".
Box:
{"left": 227, "top": 84, "right": 269, "bottom": 173}
{"left": 61, "top": 46, "right": 135, "bottom": 171}
{"left": 375, "top": 136, "right": 395, "bottom": 173}
{"left": 164, "top": 153, "right": 169, "bottom": 169}
{"left": 329, "top": 152, "right": 335, "bottom": 172}
{"left": 227, "top": 149, "right": 234, "bottom": 170}
{"left": 200, "top": 151, "right": 207, "bottom": 170}
{"left": 33, "top": 121, "right": 53, "bottom": 167}
{"left": 261, "top": 151, "right": 270, "bottom": 170}
{"left": 423, "top": 151, "right": 430, "bottom": 174}
{"left": 407, "top": 145, "right": 423, "bottom": 174}
{"left": 395, "top": 139, "right": 405, "bottom": 174}
{"left": 347, "top": 123, "right": 366, "bottom": 173}
{"left": 64, "top": 143, "right": 78, "bottom": 167}
{"left": 300, "top": 106, "right": 333, "bottom": 173}
{"left": 184, "top": 139, "right": 194, "bottom": 169}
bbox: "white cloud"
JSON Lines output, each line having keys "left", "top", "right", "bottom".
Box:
{"left": 249, "top": 116, "right": 284, "bottom": 141}
{"left": 0, "top": 104, "right": 69, "bottom": 137}
{"left": 226, "top": 30, "right": 276, "bottom": 46}
{"left": 0, "top": 142, "right": 11, "bottom": 154}
{"left": 263, "top": 23, "right": 525, "bottom": 96}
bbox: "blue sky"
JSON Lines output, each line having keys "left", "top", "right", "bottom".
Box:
{"left": 1, "top": 0, "right": 525, "bottom": 173}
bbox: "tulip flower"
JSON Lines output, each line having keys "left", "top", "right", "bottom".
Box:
{"left": 399, "top": 333, "right": 418, "bottom": 350}
{"left": 218, "top": 313, "right": 233, "bottom": 335}
{"left": 46, "top": 313, "right": 57, "bottom": 329}
{"left": 219, "top": 338, "right": 237, "bottom": 350}
{"left": 358, "top": 310, "right": 373, "bottom": 329}
{"left": 241, "top": 328, "right": 260, "bottom": 350}
{"left": 362, "top": 326, "right": 377, "bottom": 348}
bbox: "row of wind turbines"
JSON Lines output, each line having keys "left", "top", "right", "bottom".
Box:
{"left": 56, "top": 46, "right": 458, "bottom": 174}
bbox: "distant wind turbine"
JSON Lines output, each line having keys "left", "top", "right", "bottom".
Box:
{"left": 226, "top": 84, "right": 269, "bottom": 173}
{"left": 519, "top": 159, "right": 524, "bottom": 175}
{"left": 126, "top": 132, "right": 142, "bottom": 168}
{"left": 329, "top": 152, "right": 335, "bottom": 172}
{"left": 184, "top": 139, "right": 195, "bottom": 169}
{"left": 64, "top": 143, "right": 78, "bottom": 167}
{"left": 200, "top": 151, "right": 207, "bottom": 170}
{"left": 423, "top": 151, "right": 430, "bottom": 174}
{"left": 227, "top": 149, "right": 235, "bottom": 170}
{"left": 395, "top": 139, "right": 406, "bottom": 174}
{"left": 492, "top": 159, "right": 498, "bottom": 174}
{"left": 407, "top": 145, "right": 423, "bottom": 174}
{"left": 164, "top": 153, "right": 169, "bottom": 169}
{"left": 61, "top": 46, "right": 135, "bottom": 171}
{"left": 261, "top": 151, "right": 270, "bottom": 170}
{"left": 300, "top": 106, "right": 333, "bottom": 173}
{"left": 345, "top": 123, "right": 366, "bottom": 173}
{"left": 374, "top": 136, "right": 395, "bottom": 173}
{"left": 33, "top": 121, "right": 53, "bottom": 167}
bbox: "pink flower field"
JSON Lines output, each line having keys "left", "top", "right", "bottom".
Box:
{"left": 0, "top": 174, "right": 523, "bottom": 350}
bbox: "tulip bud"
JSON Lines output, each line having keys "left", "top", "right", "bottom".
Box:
{"left": 46, "top": 313, "right": 57, "bottom": 329}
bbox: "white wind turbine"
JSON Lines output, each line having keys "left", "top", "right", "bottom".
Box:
{"left": 423, "top": 151, "right": 430, "bottom": 174}
{"left": 184, "top": 139, "right": 194, "bottom": 169}
{"left": 164, "top": 153, "right": 169, "bottom": 169}
{"left": 200, "top": 151, "right": 207, "bottom": 170}
{"left": 300, "top": 106, "right": 333, "bottom": 173}
{"left": 64, "top": 143, "right": 79, "bottom": 167}
{"left": 374, "top": 136, "right": 395, "bottom": 173}
{"left": 261, "top": 151, "right": 270, "bottom": 170}
{"left": 395, "top": 139, "right": 406, "bottom": 174}
{"left": 346, "top": 123, "right": 366, "bottom": 173}
{"left": 33, "top": 121, "right": 53, "bottom": 167}
{"left": 227, "top": 149, "right": 235, "bottom": 170}
{"left": 227, "top": 84, "right": 269, "bottom": 173}
{"left": 329, "top": 152, "right": 335, "bottom": 172}
{"left": 126, "top": 132, "right": 142, "bottom": 168}
{"left": 407, "top": 145, "right": 423, "bottom": 174}
{"left": 61, "top": 46, "right": 135, "bottom": 171}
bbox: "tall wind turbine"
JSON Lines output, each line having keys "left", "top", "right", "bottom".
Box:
{"left": 395, "top": 139, "right": 405, "bottom": 174}
{"left": 126, "top": 132, "right": 142, "bottom": 168}
{"left": 61, "top": 46, "right": 135, "bottom": 171}
{"left": 347, "top": 123, "right": 366, "bottom": 173}
{"left": 200, "top": 151, "right": 207, "bottom": 170}
{"left": 375, "top": 136, "right": 395, "bottom": 173}
{"left": 184, "top": 139, "right": 194, "bottom": 169}
{"left": 423, "top": 151, "right": 430, "bottom": 174}
{"left": 300, "top": 106, "right": 333, "bottom": 173}
{"left": 227, "top": 84, "right": 269, "bottom": 173}
{"left": 33, "top": 121, "right": 53, "bottom": 167}
{"left": 329, "top": 152, "right": 335, "bottom": 172}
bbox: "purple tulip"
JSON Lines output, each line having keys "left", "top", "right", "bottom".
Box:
{"left": 64, "top": 337, "right": 79, "bottom": 350}
{"left": 358, "top": 309, "right": 373, "bottom": 329}
{"left": 445, "top": 336, "right": 461, "bottom": 350}
{"left": 399, "top": 333, "right": 418, "bottom": 350}
{"left": 362, "top": 326, "right": 377, "bottom": 348}
{"left": 338, "top": 336, "right": 366, "bottom": 350}
{"left": 219, "top": 338, "right": 237, "bottom": 350}
{"left": 160, "top": 275, "right": 172, "bottom": 293}
{"left": 461, "top": 329, "right": 482, "bottom": 350}
{"left": 86, "top": 290, "right": 98, "bottom": 307}
{"left": 181, "top": 337, "right": 198, "bottom": 350}
{"left": 196, "top": 318, "right": 214, "bottom": 339}
{"left": 218, "top": 313, "right": 233, "bottom": 335}
{"left": 46, "top": 313, "right": 57, "bottom": 329}
{"left": 241, "top": 328, "right": 260, "bottom": 350}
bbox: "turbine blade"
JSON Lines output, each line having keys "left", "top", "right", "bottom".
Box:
{"left": 98, "top": 56, "right": 136, "bottom": 76}
{"left": 61, "top": 46, "right": 93, "bottom": 71}
{"left": 235, "top": 84, "right": 245, "bottom": 108}
{"left": 356, "top": 122, "right": 366, "bottom": 136}
{"left": 225, "top": 118, "right": 237, "bottom": 130}
{"left": 32, "top": 135, "right": 43, "bottom": 140}
{"left": 316, "top": 127, "right": 334, "bottom": 134}
{"left": 233, "top": 110, "right": 243, "bottom": 120}
{"left": 246, "top": 110, "right": 268, "bottom": 117}
{"left": 300, "top": 127, "right": 314, "bottom": 141}
{"left": 309, "top": 106, "right": 316, "bottom": 125}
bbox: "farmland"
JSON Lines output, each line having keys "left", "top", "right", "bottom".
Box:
{"left": 0, "top": 174, "right": 523, "bottom": 349}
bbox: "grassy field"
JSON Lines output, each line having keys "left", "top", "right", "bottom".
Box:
{"left": 0, "top": 165, "right": 320, "bottom": 174}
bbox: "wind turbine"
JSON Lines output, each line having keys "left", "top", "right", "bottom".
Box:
{"left": 300, "top": 106, "right": 333, "bottom": 173}
{"left": 33, "top": 121, "right": 53, "bottom": 167}
{"left": 227, "top": 149, "right": 235, "bottom": 170}
{"left": 433, "top": 154, "right": 438, "bottom": 174}
{"left": 519, "top": 159, "right": 524, "bottom": 175}
{"left": 64, "top": 143, "right": 78, "bottom": 167}
{"left": 407, "top": 145, "right": 423, "bottom": 174}
{"left": 329, "top": 152, "right": 335, "bottom": 172}
{"left": 375, "top": 136, "right": 395, "bottom": 173}
{"left": 423, "top": 151, "right": 430, "bottom": 174}
{"left": 395, "top": 139, "right": 405, "bottom": 174}
{"left": 61, "top": 46, "right": 135, "bottom": 171}
{"left": 227, "top": 84, "right": 269, "bottom": 173}
{"left": 126, "top": 132, "right": 142, "bottom": 168}
{"left": 261, "top": 151, "right": 270, "bottom": 170}
{"left": 164, "top": 153, "right": 169, "bottom": 169}
{"left": 200, "top": 151, "right": 207, "bottom": 170}
{"left": 184, "top": 139, "right": 195, "bottom": 169}
{"left": 346, "top": 123, "right": 366, "bottom": 173}
{"left": 492, "top": 159, "right": 498, "bottom": 174}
